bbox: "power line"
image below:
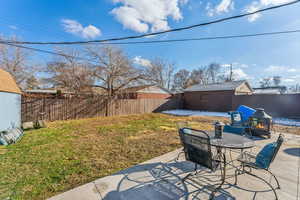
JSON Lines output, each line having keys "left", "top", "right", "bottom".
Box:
{"left": 87, "top": 29, "right": 300, "bottom": 45}
{"left": 0, "top": 42, "right": 95, "bottom": 62}
{"left": 1, "top": 29, "right": 300, "bottom": 48}
{"left": 3, "top": 0, "right": 300, "bottom": 45}
{"left": 1, "top": 28, "right": 300, "bottom": 62}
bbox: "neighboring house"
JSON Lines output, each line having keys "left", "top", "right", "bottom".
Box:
{"left": 24, "top": 89, "right": 77, "bottom": 97}
{"left": 91, "top": 85, "right": 172, "bottom": 99}
{"left": 25, "top": 85, "right": 172, "bottom": 99}
{"left": 184, "top": 80, "right": 253, "bottom": 111}
{"left": 25, "top": 89, "right": 58, "bottom": 95}
{"left": 253, "top": 86, "right": 287, "bottom": 94}
{"left": 91, "top": 85, "right": 108, "bottom": 95}
{"left": 0, "top": 69, "right": 22, "bottom": 131}
{"left": 123, "top": 85, "right": 172, "bottom": 99}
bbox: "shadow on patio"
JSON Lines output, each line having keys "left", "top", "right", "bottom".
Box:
{"left": 49, "top": 133, "right": 300, "bottom": 200}
{"left": 102, "top": 155, "right": 282, "bottom": 200}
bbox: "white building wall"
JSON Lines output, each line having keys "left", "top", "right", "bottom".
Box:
{"left": 0, "top": 92, "right": 21, "bottom": 131}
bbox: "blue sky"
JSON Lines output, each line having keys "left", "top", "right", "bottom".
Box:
{"left": 1, "top": 0, "right": 300, "bottom": 87}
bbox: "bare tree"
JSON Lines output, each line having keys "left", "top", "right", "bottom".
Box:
{"left": 186, "top": 63, "right": 225, "bottom": 87}
{"left": 86, "top": 45, "right": 142, "bottom": 96}
{"left": 188, "top": 67, "right": 209, "bottom": 86}
{"left": 25, "top": 75, "right": 40, "bottom": 90}
{"left": 172, "top": 69, "right": 190, "bottom": 92}
{"left": 142, "top": 57, "right": 175, "bottom": 90}
{"left": 45, "top": 48, "right": 94, "bottom": 92}
{"left": 0, "top": 36, "right": 32, "bottom": 87}
{"left": 207, "top": 63, "right": 221, "bottom": 83}
{"left": 259, "top": 77, "right": 272, "bottom": 88}
{"left": 289, "top": 84, "right": 300, "bottom": 93}
{"left": 273, "top": 76, "right": 281, "bottom": 86}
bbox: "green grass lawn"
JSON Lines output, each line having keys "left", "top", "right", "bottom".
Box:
{"left": 0, "top": 113, "right": 215, "bottom": 200}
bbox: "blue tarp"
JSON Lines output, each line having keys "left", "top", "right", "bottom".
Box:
{"left": 237, "top": 105, "right": 256, "bottom": 122}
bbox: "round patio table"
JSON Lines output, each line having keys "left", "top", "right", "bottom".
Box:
{"left": 207, "top": 131, "right": 255, "bottom": 149}
{"left": 206, "top": 131, "right": 255, "bottom": 199}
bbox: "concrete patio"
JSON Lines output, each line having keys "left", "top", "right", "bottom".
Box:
{"left": 48, "top": 133, "right": 300, "bottom": 200}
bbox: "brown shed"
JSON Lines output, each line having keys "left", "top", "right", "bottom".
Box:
{"left": 184, "top": 81, "right": 253, "bottom": 112}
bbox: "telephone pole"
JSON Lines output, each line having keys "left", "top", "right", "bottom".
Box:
{"left": 229, "top": 63, "right": 233, "bottom": 81}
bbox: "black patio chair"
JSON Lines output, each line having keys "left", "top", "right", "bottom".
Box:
{"left": 234, "top": 134, "right": 284, "bottom": 200}
{"left": 179, "top": 128, "right": 224, "bottom": 199}
{"left": 175, "top": 122, "right": 190, "bottom": 161}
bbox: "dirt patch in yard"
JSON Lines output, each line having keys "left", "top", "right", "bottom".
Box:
{"left": 272, "top": 124, "right": 300, "bottom": 135}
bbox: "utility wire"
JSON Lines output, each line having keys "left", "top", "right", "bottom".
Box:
{"left": 0, "top": 42, "right": 96, "bottom": 63}
{"left": 1, "top": 28, "right": 300, "bottom": 62}
{"left": 3, "top": 0, "right": 300, "bottom": 45}
{"left": 86, "top": 29, "right": 300, "bottom": 45}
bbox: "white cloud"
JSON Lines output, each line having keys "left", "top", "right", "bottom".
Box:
{"left": 224, "top": 68, "right": 249, "bottom": 80}
{"left": 221, "top": 64, "right": 231, "bottom": 67}
{"left": 206, "top": 3, "right": 214, "bottom": 17}
{"left": 283, "top": 78, "right": 296, "bottom": 83}
{"left": 221, "top": 63, "right": 248, "bottom": 69}
{"left": 8, "top": 25, "right": 18, "bottom": 30}
{"left": 111, "top": 0, "right": 187, "bottom": 33}
{"left": 133, "top": 56, "right": 151, "bottom": 67}
{"left": 264, "top": 65, "right": 298, "bottom": 72}
{"left": 290, "top": 75, "right": 300, "bottom": 79}
{"left": 206, "top": 0, "right": 234, "bottom": 16}
{"left": 239, "top": 64, "right": 249, "bottom": 68}
{"left": 287, "top": 68, "right": 297, "bottom": 72}
{"left": 244, "top": 1, "right": 262, "bottom": 22}
{"left": 232, "top": 68, "right": 249, "bottom": 80}
{"left": 215, "top": 0, "right": 234, "bottom": 14}
{"left": 245, "top": 0, "right": 293, "bottom": 22}
{"left": 61, "top": 19, "right": 101, "bottom": 39}
{"left": 232, "top": 62, "right": 249, "bottom": 68}
{"left": 264, "top": 65, "right": 286, "bottom": 72}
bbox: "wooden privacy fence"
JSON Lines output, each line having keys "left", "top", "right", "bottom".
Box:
{"left": 232, "top": 94, "right": 300, "bottom": 118}
{"left": 21, "top": 96, "right": 182, "bottom": 122}
{"left": 183, "top": 92, "right": 300, "bottom": 118}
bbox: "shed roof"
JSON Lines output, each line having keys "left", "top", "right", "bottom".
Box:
{"left": 253, "top": 86, "right": 286, "bottom": 94}
{"left": 184, "top": 80, "right": 248, "bottom": 92}
{"left": 0, "top": 69, "right": 22, "bottom": 94}
{"left": 253, "top": 88, "right": 281, "bottom": 94}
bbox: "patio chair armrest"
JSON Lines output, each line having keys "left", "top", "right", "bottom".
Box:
{"left": 241, "top": 151, "right": 256, "bottom": 157}
{"left": 238, "top": 151, "right": 256, "bottom": 163}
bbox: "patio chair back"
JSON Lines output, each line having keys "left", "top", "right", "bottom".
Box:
{"left": 176, "top": 122, "right": 189, "bottom": 146}
{"left": 270, "top": 134, "right": 284, "bottom": 165}
{"left": 229, "top": 111, "right": 244, "bottom": 126}
{"left": 179, "top": 128, "right": 215, "bottom": 171}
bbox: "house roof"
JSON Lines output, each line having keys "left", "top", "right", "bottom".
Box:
{"left": 253, "top": 87, "right": 286, "bottom": 94}
{"left": 90, "top": 85, "right": 107, "bottom": 94}
{"left": 25, "top": 89, "right": 58, "bottom": 94}
{"left": 0, "top": 69, "right": 22, "bottom": 94}
{"left": 90, "top": 85, "right": 172, "bottom": 94}
{"left": 253, "top": 88, "right": 281, "bottom": 94}
{"left": 124, "top": 85, "right": 153, "bottom": 93}
{"left": 184, "top": 80, "right": 249, "bottom": 92}
{"left": 124, "top": 85, "right": 171, "bottom": 94}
